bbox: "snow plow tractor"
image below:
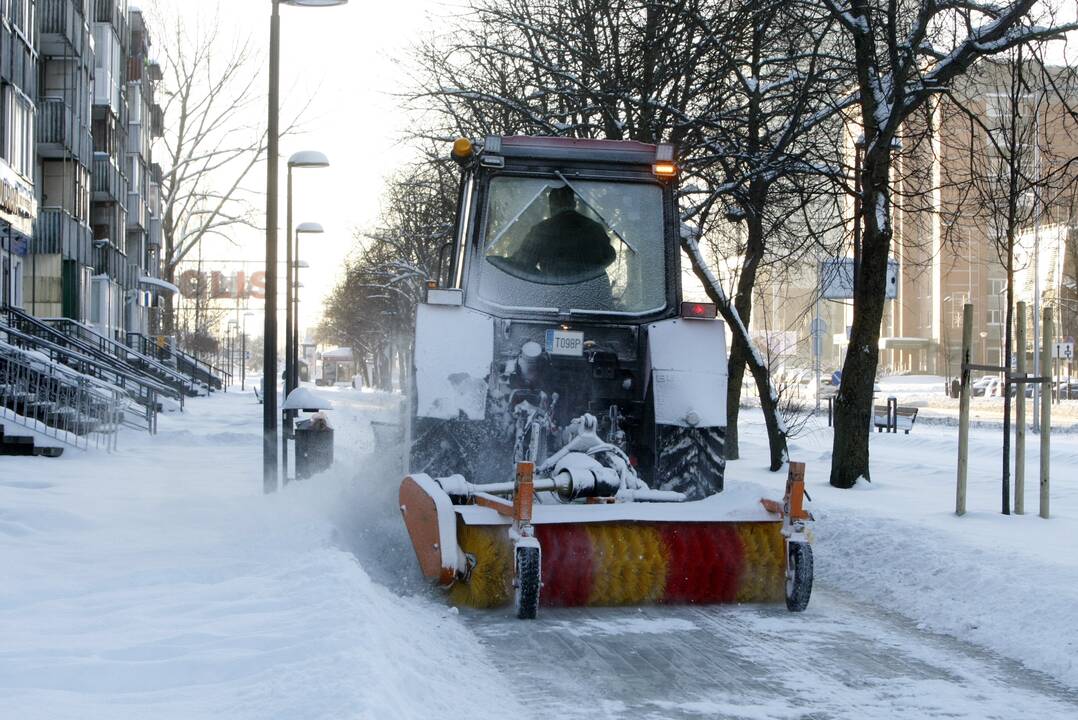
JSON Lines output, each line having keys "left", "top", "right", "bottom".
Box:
{"left": 399, "top": 135, "right": 813, "bottom": 618}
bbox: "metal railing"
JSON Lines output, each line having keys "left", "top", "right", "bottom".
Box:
{"left": 0, "top": 339, "right": 124, "bottom": 451}
{"left": 47, "top": 318, "right": 195, "bottom": 401}
{"left": 126, "top": 332, "right": 228, "bottom": 391}
{"left": 1, "top": 307, "right": 177, "bottom": 420}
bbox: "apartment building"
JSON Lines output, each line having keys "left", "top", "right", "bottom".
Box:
{"left": 17, "top": 0, "right": 165, "bottom": 341}
{"left": 0, "top": 0, "right": 39, "bottom": 311}
{"left": 748, "top": 61, "right": 1078, "bottom": 379}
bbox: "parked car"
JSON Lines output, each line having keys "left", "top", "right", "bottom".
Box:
{"left": 971, "top": 376, "right": 1003, "bottom": 397}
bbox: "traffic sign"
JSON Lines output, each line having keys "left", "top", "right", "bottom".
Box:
{"left": 1054, "top": 341, "right": 1074, "bottom": 360}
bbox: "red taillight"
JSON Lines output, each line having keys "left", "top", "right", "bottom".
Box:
{"left": 681, "top": 301, "right": 717, "bottom": 319}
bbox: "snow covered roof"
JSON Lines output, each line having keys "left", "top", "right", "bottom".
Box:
{"left": 138, "top": 275, "right": 180, "bottom": 295}
{"left": 322, "top": 347, "right": 353, "bottom": 361}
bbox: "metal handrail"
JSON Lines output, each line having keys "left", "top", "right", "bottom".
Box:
{"left": 46, "top": 318, "right": 194, "bottom": 401}
{"left": 1, "top": 309, "right": 171, "bottom": 431}
{"left": 0, "top": 341, "right": 125, "bottom": 451}
{"left": 126, "top": 331, "right": 225, "bottom": 391}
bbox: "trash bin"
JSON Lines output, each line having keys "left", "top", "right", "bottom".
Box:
{"left": 294, "top": 412, "right": 334, "bottom": 479}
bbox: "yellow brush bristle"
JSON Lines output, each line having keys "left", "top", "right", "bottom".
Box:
{"left": 587, "top": 523, "right": 668, "bottom": 605}
{"left": 449, "top": 523, "right": 513, "bottom": 608}
{"left": 734, "top": 523, "right": 786, "bottom": 603}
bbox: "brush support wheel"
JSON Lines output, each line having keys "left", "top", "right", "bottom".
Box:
{"left": 514, "top": 545, "right": 542, "bottom": 619}
{"left": 785, "top": 541, "right": 813, "bottom": 612}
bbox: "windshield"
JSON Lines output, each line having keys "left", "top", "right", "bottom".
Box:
{"left": 476, "top": 176, "right": 667, "bottom": 314}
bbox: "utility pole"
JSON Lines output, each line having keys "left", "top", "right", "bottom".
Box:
{"left": 262, "top": 0, "right": 281, "bottom": 493}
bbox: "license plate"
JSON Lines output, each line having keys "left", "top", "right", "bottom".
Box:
{"left": 545, "top": 329, "right": 584, "bottom": 357}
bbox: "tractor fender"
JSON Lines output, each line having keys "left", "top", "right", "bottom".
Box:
{"left": 414, "top": 304, "right": 494, "bottom": 420}
{"left": 645, "top": 318, "right": 728, "bottom": 428}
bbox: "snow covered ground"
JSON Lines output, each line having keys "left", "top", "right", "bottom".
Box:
{"left": 0, "top": 390, "right": 522, "bottom": 720}
{"left": 736, "top": 407, "right": 1078, "bottom": 690}
{"left": 2, "top": 386, "right": 1076, "bottom": 719}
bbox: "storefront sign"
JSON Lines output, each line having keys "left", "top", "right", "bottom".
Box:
{"left": 0, "top": 162, "right": 36, "bottom": 238}
{"left": 178, "top": 270, "right": 266, "bottom": 300}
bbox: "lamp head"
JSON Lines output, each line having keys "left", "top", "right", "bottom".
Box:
{"left": 282, "top": 1, "right": 348, "bottom": 6}
{"left": 288, "top": 150, "right": 330, "bottom": 168}
{"left": 296, "top": 222, "right": 324, "bottom": 234}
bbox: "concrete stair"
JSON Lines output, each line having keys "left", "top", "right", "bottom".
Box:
{"left": 0, "top": 423, "right": 64, "bottom": 458}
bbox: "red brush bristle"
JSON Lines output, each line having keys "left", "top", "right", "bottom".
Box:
{"left": 660, "top": 524, "right": 745, "bottom": 603}
{"left": 536, "top": 524, "right": 594, "bottom": 606}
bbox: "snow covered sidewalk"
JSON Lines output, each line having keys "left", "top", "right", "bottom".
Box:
{"left": 736, "top": 411, "right": 1078, "bottom": 691}
{"left": 0, "top": 390, "right": 520, "bottom": 720}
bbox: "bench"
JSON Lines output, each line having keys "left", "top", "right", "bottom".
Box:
{"left": 873, "top": 404, "right": 918, "bottom": 434}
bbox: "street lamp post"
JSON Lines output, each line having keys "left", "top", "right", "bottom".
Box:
{"left": 228, "top": 319, "right": 239, "bottom": 388}
{"left": 284, "top": 153, "right": 330, "bottom": 401}
{"left": 242, "top": 311, "right": 255, "bottom": 391}
{"left": 292, "top": 222, "right": 323, "bottom": 390}
{"left": 263, "top": 0, "right": 347, "bottom": 495}
{"left": 282, "top": 155, "right": 328, "bottom": 488}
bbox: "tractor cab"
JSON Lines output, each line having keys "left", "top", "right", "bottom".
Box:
{"left": 411, "top": 136, "right": 728, "bottom": 499}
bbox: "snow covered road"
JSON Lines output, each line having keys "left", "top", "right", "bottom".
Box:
{"left": 3, "top": 388, "right": 1076, "bottom": 719}
{"left": 468, "top": 592, "right": 1078, "bottom": 719}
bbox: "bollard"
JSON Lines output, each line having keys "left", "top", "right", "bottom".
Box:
{"left": 1015, "top": 302, "right": 1026, "bottom": 515}
{"left": 887, "top": 396, "right": 898, "bottom": 433}
{"left": 956, "top": 304, "right": 973, "bottom": 516}
{"left": 1040, "top": 307, "right": 1052, "bottom": 519}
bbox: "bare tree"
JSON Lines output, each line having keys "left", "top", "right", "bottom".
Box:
{"left": 410, "top": 0, "right": 851, "bottom": 471}
{"left": 320, "top": 160, "right": 457, "bottom": 389}
{"left": 821, "top": 0, "right": 1077, "bottom": 488}
{"left": 151, "top": 7, "right": 304, "bottom": 336}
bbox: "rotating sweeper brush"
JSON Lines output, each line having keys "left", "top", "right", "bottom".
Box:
{"left": 398, "top": 135, "right": 814, "bottom": 618}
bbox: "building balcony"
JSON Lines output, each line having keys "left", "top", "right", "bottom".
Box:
{"left": 151, "top": 104, "right": 165, "bottom": 138}
{"left": 127, "top": 190, "right": 147, "bottom": 231}
{"left": 92, "top": 154, "right": 125, "bottom": 203}
{"left": 40, "top": 0, "right": 89, "bottom": 57}
{"left": 147, "top": 216, "right": 162, "bottom": 248}
{"left": 34, "top": 208, "right": 94, "bottom": 266}
{"left": 93, "top": 240, "right": 134, "bottom": 287}
{"left": 127, "top": 121, "right": 144, "bottom": 158}
{"left": 94, "top": 0, "right": 127, "bottom": 37}
{"left": 37, "top": 98, "right": 94, "bottom": 167}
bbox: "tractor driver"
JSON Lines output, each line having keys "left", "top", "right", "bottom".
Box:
{"left": 512, "top": 185, "right": 617, "bottom": 284}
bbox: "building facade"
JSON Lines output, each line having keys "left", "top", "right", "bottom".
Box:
{"left": 0, "top": 0, "right": 40, "bottom": 311}
{"left": 12, "top": 0, "right": 164, "bottom": 341}
{"left": 747, "top": 62, "right": 1078, "bottom": 381}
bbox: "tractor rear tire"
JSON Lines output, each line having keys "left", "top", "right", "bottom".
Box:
{"left": 785, "top": 542, "right": 813, "bottom": 612}
{"left": 655, "top": 425, "right": 726, "bottom": 499}
{"left": 514, "top": 545, "right": 541, "bottom": 619}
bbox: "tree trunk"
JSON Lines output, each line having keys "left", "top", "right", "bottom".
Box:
{"left": 725, "top": 339, "right": 748, "bottom": 460}
{"left": 746, "top": 347, "right": 788, "bottom": 470}
{"left": 682, "top": 235, "right": 788, "bottom": 471}
{"left": 724, "top": 197, "right": 767, "bottom": 460}
{"left": 831, "top": 160, "right": 891, "bottom": 488}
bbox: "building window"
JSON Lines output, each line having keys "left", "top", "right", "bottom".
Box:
{"left": 987, "top": 308, "right": 1002, "bottom": 326}
{"left": 1, "top": 84, "right": 35, "bottom": 180}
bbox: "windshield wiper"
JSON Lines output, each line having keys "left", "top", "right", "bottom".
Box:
{"left": 554, "top": 170, "right": 637, "bottom": 254}
{"left": 487, "top": 182, "right": 555, "bottom": 251}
